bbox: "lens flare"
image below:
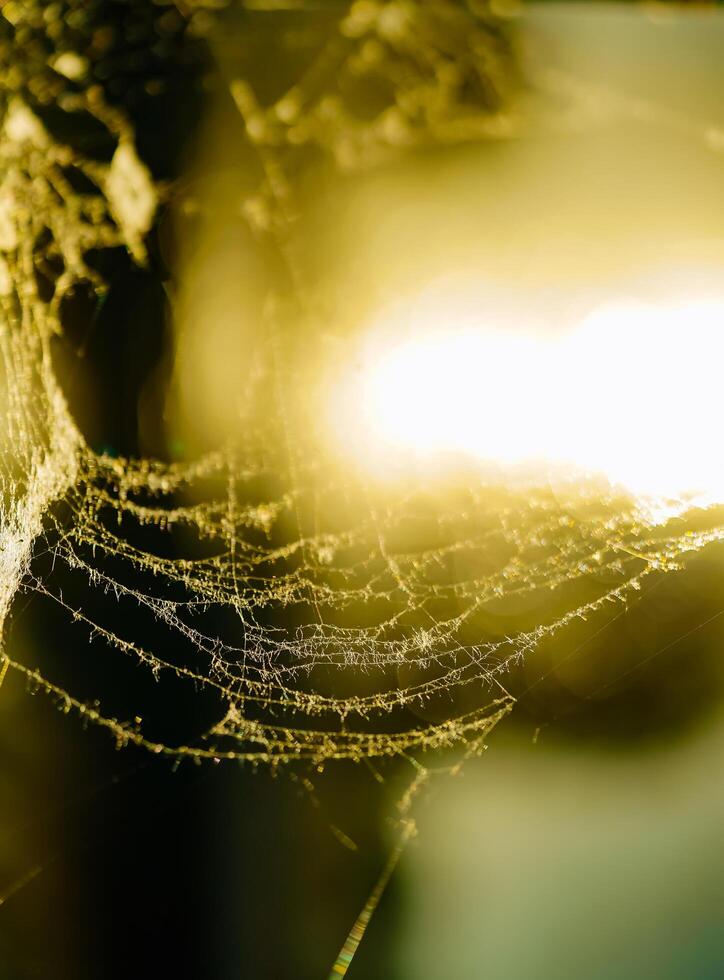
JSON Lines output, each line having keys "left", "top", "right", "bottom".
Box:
{"left": 334, "top": 296, "right": 724, "bottom": 500}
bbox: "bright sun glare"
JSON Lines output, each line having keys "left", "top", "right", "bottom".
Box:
{"left": 334, "top": 294, "right": 724, "bottom": 501}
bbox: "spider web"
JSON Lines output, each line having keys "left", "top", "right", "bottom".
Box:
{"left": 1, "top": 0, "right": 724, "bottom": 779}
